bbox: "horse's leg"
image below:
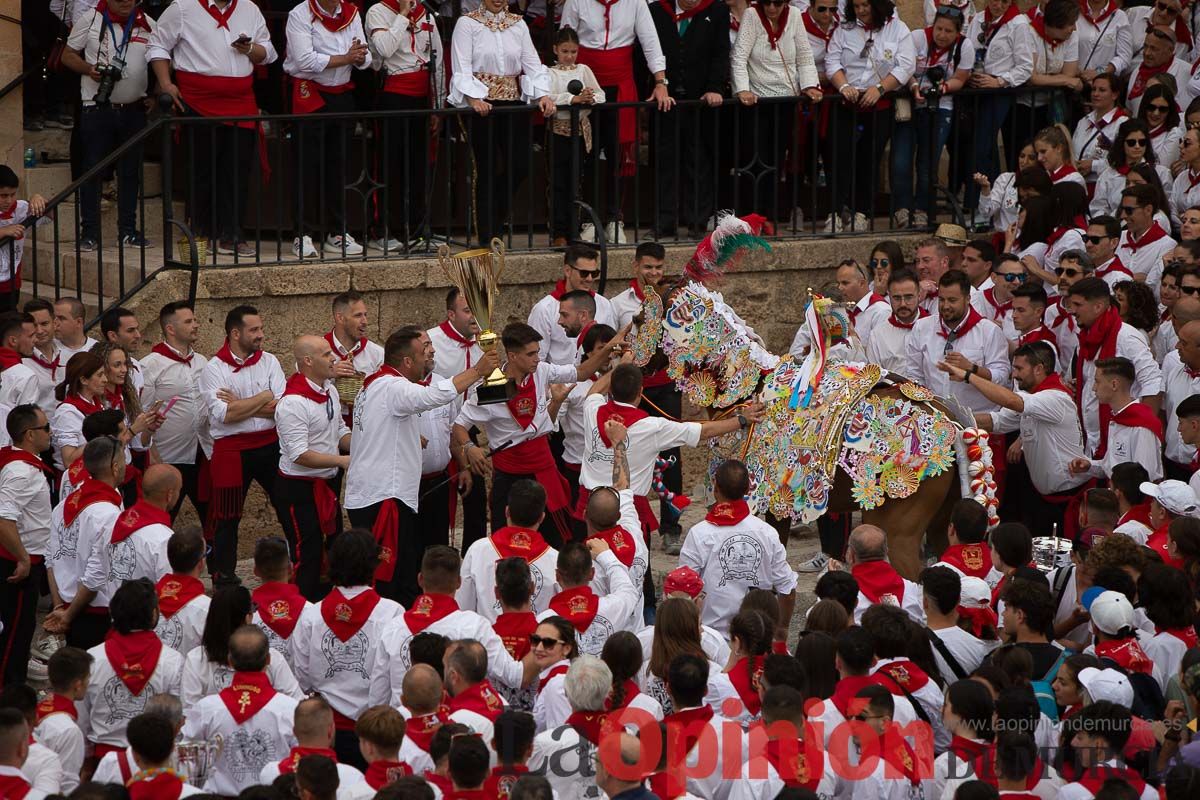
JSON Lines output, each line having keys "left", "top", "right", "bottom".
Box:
{"left": 861, "top": 468, "right": 958, "bottom": 581}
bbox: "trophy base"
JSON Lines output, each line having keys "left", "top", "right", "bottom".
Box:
{"left": 477, "top": 380, "right": 511, "bottom": 406}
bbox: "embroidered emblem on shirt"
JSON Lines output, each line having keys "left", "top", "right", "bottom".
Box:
{"left": 102, "top": 675, "right": 147, "bottom": 724}
{"left": 716, "top": 534, "right": 764, "bottom": 587}
{"left": 321, "top": 629, "right": 370, "bottom": 679}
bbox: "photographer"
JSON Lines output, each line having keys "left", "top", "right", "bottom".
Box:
{"left": 61, "top": 0, "right": 155, "bottom": 253}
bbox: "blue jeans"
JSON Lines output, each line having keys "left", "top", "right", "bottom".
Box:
{"left": 966, "top": 93, "right": 1014, "bottom": 211}
{"left": 891, "top": 106, "right": 952, "bottom": 216}
{"left": 79, "top": 104, "right": 146, "bottom": 240}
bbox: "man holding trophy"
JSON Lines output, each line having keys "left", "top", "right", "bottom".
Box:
{"left": 327, "top": 291, "right": 385, "bottom": 426}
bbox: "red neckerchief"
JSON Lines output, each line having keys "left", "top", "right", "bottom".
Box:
{"left": 1158, "top": 626, "right": 1199, "bottom": 648}
{"left": 1130, "top": 57, "right": 1173, "bottom": 99}
{"left": 1031, "top": 373, "right": 1072, "bottom": 395}
{"left": 1075, "top": 304, "right": 1122, "bottom": 447}
{"left": 214, "top": 338, "right": 263, "bottom": 372}
{"left": 1185, "top": 168, "right": 1200, "bottom": 192}
{"left": 252, "top": 581, "right": 307, "bottom": 639}
{"left": 425, "top": 772, "right": 453, "bottom": 795}
{"left": 660, "top": 0, "right": 716, "bottom": 23}
{"left": 938, "top": 543, "right": 993, "bottom": 579}
{"left": 127, "top": 771, "right": 185, "bottom": 800}
{"left": 1095, "top": 637, "right": 1155, "bottom": 675}
{"left": 830, "top": 675, "right": 874, "bottom": 719}
{"left": 566, "top": 710, "right": 614, "bottom": 746}
{"left": 887, "top": 308, "right": 929, "bottom": 330}
{"left": 575, "top": 321, "right": 595, "bottom": 353}
{"left": 362, "top": 364, "right": 402, "bottom": 390}
{"left": 851, "top": 560, "right": 906, "bottom": 605}
{"left": 662, "top": 705, "right": 716, "bottom": 760}
{"left": 1118, "top": 501, "right": 1154, "bottom": 529}
{"left": 28, "top": 348, "right": 61, "bottom": 380}
{"left": 490, "top": 526, "right": 550, "bottom": 561}
{"left": 280, "top": 746, "right": 338, "bottom": 774}
{"left": 61, "top": 392, "right": 104, "bottom": 416}
{"left": 308, "top": 0, "right": 357, "bottom": 32}
{"left": 35, "top": 693, "right": 78, "bottom": 724}
{"left": 587, "top": 526, "right": 637, "bottom": 568}
{"left": 1089, "top": 107, "right": 1126, "bottom": 131}
{"left": 1125, "top": 221, "right": 1170, "bottom": 253}
{"left": 218, "top": 670, "right": 278, "bottom": 724}
{"left": 366, "top": 760, "right": 414, "bottom": 790}
{"left": 802, "top": 9, "right": 833, "bottom": 42}
{"left": 874, "top": 659, "right": 932, "bottom": 694}
{"left": 493, "top": 611, "right": 538, "bottom": 660}
{"left": 705, "top": 499, "right": 751, "bottom": 525}
{"left": 1076, "top": 765, "right": 1148, "bottom": 798}
{"left": 404, "top": 593, "right": 459, "bottom": 633}
{"left": 198, "top": 0, "right": 238, "bottom": 29}
{"left": 880, "top": 730, "right": 922, "bottom": 786}
{"left": 549, "top": 586, "right": 600, "bottom": 632}
{"left": 924, "top": 27, "right": 958, "bottom": 67}
{"left": 63, "top": 478, "right": 121, "bottom": 526}
{"left": 1081, "top": 0, "right": 1118, "bottom": 24}
{"left": 982, "top": 2, "right": 1020, "bottom": 41}
{"left": 1031, "top": 15, "right": 1065, "bottom": 45}
{"left": 405, "top": 709, "right": 449, "bottom": 752}
{"left": 1047, "top": 296, "right": 1077, "bottom": 332}
{"left": 155, "top": 573, "right": 205, "bottom": 618}
{"left": 104, "top": 387, "right": 124, "bottom": 412}
{"left": 448, "top": 679, "right": 505, "bottom": 722}
{"left": 607, "top": 679, "right": 642, "bottom": 711}
{"left": 630, "top": 279, "right": 647, "bottom": 302}
{"left": 1046, "top": 224, "right": 1078, "bottom": 247}
{"left": 325, "top": 330, "right": 366, "bottom": 362}
{"left": 1096, "top": 256, "right": 1133, "bottom": 280}
{"left": 437, "top": 321, "right": 475, "bottom": 369}
{"left": 1018, "top": 325, "right": 1057, "bottom": 346}
{"left": 1096, "top": 400, "right": 1164, "bottom": 459}
{"left": 982, "top": 287, "right": 1011, "bottom": 319}
{"left": 957, "top": 604, "right": 999, "bottom": 637}
{"left": 763, "top": 737, "right": 822, "bottom": 789}
{"left": 0, "top": 349, "right": 18, "bottom": 371}
{"left": 754, "top": 3, "right": 789, "bottom": 49}
{"left": 0, "top": 772, "right": 31, "bottom": 799}
{"left": 507, "top": 374, "right": 537, "bottom": 430}
{"left": 483, "top": 765, "right": 527, "bottom": 800}
{"left": 283, "top": 372, "right": 330, "bottom": 404}
{"left": 728, "top": 656, "right": 764, "bottom": 715}
{"left": 596, "top": 400, "right": 650, "bottom": 446}
{"left": 151, "top": 342, "right": 193, "bottom": 366}
{"left": 538, "top": 662, "right": 570, "bottom": 692}
{"left": 938, "top": 306, "right": 986, "bottom": 339}
{"left": 1173, "top": 15, "right": 1194, "bottom": 49}
{"left": 320, "top": 587, "right": 382, "bottom": 641}
{"left": 850, "top": 293, "right": 887, "bottom": 322}
{"left": 549, "top": 280, "right": 570, "bottom": 300}
{"left": 104, "top": 630, "right": 163, "bottom": 696}
{"left": 110, "top": 500, "right": 171, "bottom": 544}
{"left": 0, "top": 446, "right": 55, "bottom": 479}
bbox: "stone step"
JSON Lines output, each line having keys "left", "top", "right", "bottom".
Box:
{"left": 22, "top": 241, "right": 165, "bottom": 301}
{"left": 17, "top": 279, "right": 104, "bottom": 318}
{"left": 35, "top": 198, "right": 182, "bottom": 244}
{"left": 23, "top": 161, "right": 164, "bottom": 204}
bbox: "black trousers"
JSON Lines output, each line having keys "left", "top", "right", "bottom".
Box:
{"left": 830, "top": 104, "right": 892, "bottom": 217}
{"left": 277, "top": 473, "right": 344, "bottom": 602}
{"left": 209, "top": 442, "right": 288, "bottom": 585}
{"left": 1165, "top": 458, "right": 1192, "bottom": 483}
{"left": 0, "top": 559, "right": 43, "bottom": 686}
{"left": 418, "top": 471, "right": 451, "bottom": 549}
{"left": 819, "top": 513, "right": 852, "bottom": 560}
{"left": 548, "top": 131, "right": 588, "bottom": 239}
{"left": 376, "top": 92, "right": 432, "bottom": 240}
{"left": 347, "top": 498, "right": 424, "bottom": 607}
{"left": 489, "top": 468, "right": 574, "bottom": 549}
{"left": 590, "top": 84, "right": 623, "bottom": 221}
{"left": 295, "top": 91, "right": 355, "bottom": 239}
{"left": 184, "top": 116, "right": 255, "bottom": 242}
{"left": 79, "top": 105, "right": 146, "bottom": 241}
{"left": 640, "top": 383, "right": 683, "bottom": 538}
{"left": 459, "top": 465, "right": 488, "bottom": 556}
{"left": 654, "top": 103, "right": 716, "bottom": 233}
{"left": 465, "top": 101, "right": 532, "bottom": 245}
{"left": 744, "top": 101, "right": 796, "bottom": 221}
{"left": 65, "top": 609, "right": 110, "bottom": 651}
{"left": 169, "top": 451, "right": 209, "bottom": 524}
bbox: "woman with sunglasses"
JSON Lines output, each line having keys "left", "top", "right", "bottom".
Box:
{"left": 1071, "top": 74, "right": 1127, "bottom": 190}
{"left": 824, "top": 0, "right": 915, "bottom": 233}
{"left": 1170, "top": 128, "right": 1200, "bottom": 227}
{"left": 975, "top": 142, "right": 1040, "bottom": 231}
{"left": 1075, "top": 0, "right": 1130, "bottom": 83}
{"left": 1090, "top": 119, "right": 1173, "bottom": 219}
{"left": 1138, "top": 83, "right": 1182, "bottom": 167}
{"left": 530, "top": 616, "right": 579, "bottom": 733}
{"left": 869, "top": 239, "right": 906, "bottom": 290}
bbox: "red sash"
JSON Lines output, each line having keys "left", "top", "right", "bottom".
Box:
{"left": 175, "top": 71, "right": 260, "bottom": 127}
{"left": 111, "top": 500, "right": 171, "bottom": 545}
{"left": 1124, "top": 221, "right": 1170, "bottom": 253}
{"left": 321, "top": 587, "right": 381, "bottom": 641}
{"left": 576, "top": 45, "right": 637, "bottom": 173}
{"left": 490, "top": 526, "right": 550, "bottom": 561}
{"left": 705, "top": 499, "right": 751, "bottom": 525}
{"left": 104, "top": 630, "right": 163, "bottom": 696}
{"left": 548, "top": 586, "right": 600, "bottom": 632}
{"left": 0, "top": 774, "right": 32, "bottom": 800}
{"left": 851, "top": 560, "right": 906, "bottom": 605}
{"left": 491, "top": 437, "right": 570, "bottom": 513}
{"left": 218, "top": 670, "right": 278, "bottom": 724}
{"left": 596, "top": 400, "right": 650, "bottom": 447}
{"left": 1019, "top": 325, "right": 1057, "bottom": 346}
{"left": 384, "top": 70, "right": 431, "bottom": 96}
{"left": 252, "top": 581, "right": 307, "bottom": 639}
{"left": 1095, "top": 637, "right": 1155, "bottom": 675}
{"left": 1096, "top": 257, "right": 1133, "bottom": 281}
{"left": 309, "top": 0, "right": 357, "bottom": 30}
{"left": 209, "top": 429, "right": 279, "bottom": 523}
{"left": 155, "top": 573, "right": 205, "bottom": 618}
{"left": 1096, "top": 401, "right": 1163, "bottom": 459}
{"left": 753, "top": 3, "right": 789, "bottom": 48}
{"left": 0, "top": 348, "right": 21, "bottom": 370}
{"left": 938, "top": 543, "right": 992, "bottom": 579}
{"left": 448, "top": 679, "right": 505, "bottom": 722}
{"left": 281, "top": 470, "right": 340, "bottom": 537}
{"left": 1046, "top": 163, "right": 1079, "bottom": 182}
{"left": 1118, "top": 502, "right": 1153, "bottom": 530}
{"left": 727, "top": 656, "right": 763, "bottom": 716}
{"left": 880, "top": 731, "right": 922, "bottom": 786}
{"left": 874, "top": 660, "right": 932, "bottom": 694}
{"left": 366, "top": 760, "right": 414, "bottom": 790}
{"left": 586, "top": 525, "right": 636, "bottom": 568}
{"left": 292, "top": 78, "right": 354, "bottom": 114}
{"left": 128, "top": 771, "right": 186, "bottom": 800}
{"left": 371, "top": 498, "right": 400, "bottom": 583}
{"left": 35, "top": 693, "right": 78, "bottom": 724}
{"left": 63, "top": 478, "right": 121, "bottom": 527}
{"left": 1081, "top": 0, "right": 1118, "bottom": 24}
{"left": 404, "top": 593, "right": 459, "bottom": 633}
{"left": 493, "top": 611, "right": 538, "bottom": 660}
{"left": 764, "top": 737, "right": 822, "bottom": 790}
{"left": 279, "top": 745, "right": 338, "bottom": 774}
{"left": 0, "top": 446, "right": 53, "bottom": 482}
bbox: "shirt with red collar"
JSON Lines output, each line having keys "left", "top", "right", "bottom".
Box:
{"left": 140, "top": 343, "right": 213, "bottom": 465}
{"left": 1162, "top": 350, "right": 1200, "bottom": 464}
{"left": 146, "top": 0, "right": 278, "bottom": 78}
{"left": 276, "top": 375, "right": 350, "bottom": 479}
{"left": 1115, "top": 221, "right": 1175, "bottom": 295}
{"left": 199, "top": 347, "right": 286, "bottom": 441}
{"left": 1072, "top": 105, "right": 1128, "bottom": 177}
{"left": 526, "top": 289, "right": 617, "bottom": 366}
{"left": 905, "top": 312, "right": 1011, "bottom": 413}
{"left": 282, "top": 0, "right": 373, "bottom": 86}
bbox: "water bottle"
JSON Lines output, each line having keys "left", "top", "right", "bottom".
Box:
{"left": 23, "top": 148, "right": 35, "bottom": 169}
{"left": 817, "top": 157, "right": 827, "bottom": 187}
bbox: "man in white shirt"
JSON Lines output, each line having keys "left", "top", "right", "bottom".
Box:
{"left": 609, "top": 244, "right": 665, "bottom": 330}
{"left": 1115, "top": 183, "right": 1176, "bottom": 293}
{"left": 344, "top": 327, "right": 497, "bottom": 605}
{"left": 790, "top": 259, "right": 891, "bottom": 355}
{"left": 198, "top": 305, "right": 288, "bottom": 586}
{"left": 845, "top": 524, "right": 926, "bottom": 624}
{"left": 104, "top": 464, "right": 179, "bottom": 590}
{"left": 1175, "top": 395, "right": 1200, "bottom": 499}
{"left": 867, "top": 267, "right": 929, "bottom": 374}
{"left": 1086, "top": 216, "right": 1134, "bottom": 288}
{"left": 0, "top": 312, "right": 43, "bottom": 411}
{"left": 527, "top": 245, "right": 617, "bottom": 366}
{"left": 1163, "top": 319, "right": 1200, "bottom": 480}
{"left": 99, "top": 306, "right": 146, "bottom": 396}
{"left": 1059, "top": 701, "right": 1158, "bottom": 800}
{"left": 44, "top": 435, "right": 126, "bottom": 650}
{"left": 677, "top": 459, "right": 797, "bottom": 638}
{"left": 141, "top": 300, "right": 211, "bottom": 523}
{"left": 258, "top": 696, "right": 367, "bottom": 787}
{"left": 276, "top": 335, "right": 351, "bottom": 601}
{"left": 0, "top": 404, "right": 55, "bottom": 685}
{"left": 53, "top": 299, "right": 98, "bottom": 363}
{"left": 0, "top": 710, "right": 47, "bottom": 800}
{"left": 148, "top": 0, "right": 276, "bottom": 257}
{"left": 182, "top": 625, "right": 300, "bottom": 796}
{"left": 1125, "top": 26, "right": 1191, "bottom": 118}
{"left": 327, "top": 291, "right": 385, "bottom": 424}
{"left": 152, "top": 527, "right": 212, "bottom": 656}
{"left": 284, "top": 0, "right": 371, "bottom": 258}
{"left": 538, "top": 539, "right": 642, "bottom": 656}
{"left": 920, "top": 566, "right": 999, "bottom": 684}
{"left": 1069, "top": 357, "right": 1164, "bottom": 480}
{"left": 34, "top": 646, "right": 92, "bottom": 794}
{"left": 528, "top": 656, "right": 609, "bottom": 800}
{"left": 21, "top": 299, "right": 63, "bottom": 416}
{"left": 1012, "top": 284, "right": 1058, "bottom": 352}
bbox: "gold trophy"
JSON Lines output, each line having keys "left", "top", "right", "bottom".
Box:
{"left": 437, "top": 238, "right": 509, "bottom": 405}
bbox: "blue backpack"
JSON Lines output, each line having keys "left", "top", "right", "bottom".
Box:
{"left": 1031, "top": 648, "right": 1070, "bottom": 722}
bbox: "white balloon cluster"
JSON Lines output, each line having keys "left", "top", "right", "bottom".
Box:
{"left": 962, "top": 427, "right": 1000, "bottom": 527}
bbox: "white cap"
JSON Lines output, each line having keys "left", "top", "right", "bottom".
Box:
{"left": 1089, "top": 590, "right": 1135, "bottom": 635}
{"left": 959, "top": 577, "right": 991, "bottom": 609}
{"left": 1077, "top": 667, "right": 1135, "bottom": 707}
{"left": 1139, "top": 480, "right": 1200, "bottom": 518}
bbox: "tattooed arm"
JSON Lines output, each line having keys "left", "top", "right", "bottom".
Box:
{"left": 605, "top": 419, "right": 630, "bottom": 491}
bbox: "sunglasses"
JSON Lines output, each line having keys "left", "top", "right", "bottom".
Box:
{"left": 762, "top": 0, "right": 787, "bottom": 5}
{"left": 529, "top": 634, "right": 564, "bottom": 648}
{"left": 1055, "top": 267, "right": 1084, "bottom": 277}
{"left": 570, "top": 265, "right": 601, "bottom": 279}
{"left": 1156, "top": 1, "right": 1180, "bottom": 14}
{"left": 1084, "top": 235, "right": 1108, "bottom": 244}
{"left": 1125, "top": 138, "right": 1148, "bottom": 147}
{"left": 814, "top": 4, "right": 836, "bottom": 10}
{"left": 992, "top": 271, "right": 1027, "bottom": 283}
{"left": 1118, "top": 205, "right": 1139, "bottom": 215}
{"left": 1147, "top": 103, "right": 1172, "bottom": 113}
{"left": 859, "top": 36, "right": 875, "bottom": 58}
{"left": 869, "top": 257, "right": 890, "bottom": 269}
{"left": 935, "top": 5, "right": 964, "bottom": 18}
{"left": 1182, "top": 285, "right": 1200, "bottom": 296}
{"left": 22, "top": 423, "right": 50, "bottom": 434}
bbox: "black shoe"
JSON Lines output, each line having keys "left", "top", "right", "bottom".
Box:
{"left": 77, "top": 238, "right": 99, "bottom": 252}
{"left": 119, "top": 232, "right": 150, "bottom": 248}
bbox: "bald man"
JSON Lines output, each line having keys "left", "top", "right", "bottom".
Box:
{"left": 260, "top": 696, "right": 367, "bottom": 786}
{"left": 275, "top": 335, "right": 353, "bottom": 600}
{"left": 1164, "top": 318, "right": 1200, "bottom": 479}
{"left": 400, "top": 664, "right": 449, "bottom": 771}
{"left": 103, "top": 463, "right": 181, "bottom": 588}
{"left": 845, "top": 524, "right": 925, "bottom": 624}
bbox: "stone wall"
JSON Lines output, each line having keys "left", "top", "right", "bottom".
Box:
{"left": 0, "top": 0, "right": 23, "bottom": 172}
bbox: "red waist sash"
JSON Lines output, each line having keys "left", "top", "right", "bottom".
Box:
{"left": 384, "top": 70, "right": 431, "bottom": 97}
{"left": 291, "top": 78, "right": 354, "bottom": 113}
{"left": 209, "top": 429, "right": 279, "bottom": 521}
{"left": 577, "top": 45, "right": 636, "bottom": 174}
{"left": 492, "top": 436, "right": 570, "bottom": 513}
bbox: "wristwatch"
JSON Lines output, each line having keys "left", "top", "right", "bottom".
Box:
{"left": 656, "top": 77, "right": 669, "bottom": 86}
{"left": 876, "top": 82, "right": 885, "bottom": 94}
{"left": 737, "top": 412, "right": 749, "bottom": 429}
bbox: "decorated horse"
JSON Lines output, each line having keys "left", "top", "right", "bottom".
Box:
{"left": 632, "top": 214, "right": 999, "bottom": 579}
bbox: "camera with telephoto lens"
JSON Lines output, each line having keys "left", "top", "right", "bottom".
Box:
{"left": 94, "top": 56, "right": 126, "bottom": 106}
{"left": 924, "top": 66, "right": 946, "bottom": 101}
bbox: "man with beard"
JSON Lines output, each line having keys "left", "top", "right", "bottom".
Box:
{"left": 866, "top": 268, "right": 928, "bottom": 374}
{"left": 527, "top": 246, "right": 616, "bottom": 367}
{"left": 556, "top": 292, "right": 603, "bottom": 366}
{"left": 327, "top": 292, "right": 385, "bottom": 425}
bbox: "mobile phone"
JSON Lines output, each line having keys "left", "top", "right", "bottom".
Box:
{"left": 159, "top": 396, "right": 180, "bottom": 417}
{"left": 234, "top": 33, "right": 252, "bottom": 45}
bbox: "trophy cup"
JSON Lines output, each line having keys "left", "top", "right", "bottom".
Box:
{"left": 176, "top": 735, "right": 223, "bottom": 788}
{"left": 437, "top": 238, "right": 509, "bottom": 405}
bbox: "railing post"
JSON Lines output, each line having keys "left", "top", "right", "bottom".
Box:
{"left": 161, "top": 98, "right": 175, "bottom": 263}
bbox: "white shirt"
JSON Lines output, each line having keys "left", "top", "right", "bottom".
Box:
{"left": 24, "top": 346, "right": 65, "bottom": 417}
{"left": 1126, "top": 56, "right": 1192, "bottom": 116}
{"left": 529, "top": 724, "right": 602, "bottom": 800}
{"left": 866, "top": 316, "right": 919, "bottom": 374}
{"left": 458, "top": 531, "right": 559, "bottom": 621}
{"left": 609, "top": 286, "right": 645, "bottom": 331}
{"left": 964, "top": 11, "right": 1033, "bottom": 87}
{"left": 47, "top": 488, "right": 122, "bottom": 607}
{"left": 140, "top": 345, "right": 212, "bottom": 464}
{"left": 1164, "top": 350, "right": 1200, "bottom": 464}
{"left": 283, "top": 0, "right": 372, "bottom": 85}
{"left": 106, "top": 517, "right": 173, "bottom": 586}
{"left": 851, "top": 747, "right": 934, "bottom": 800}
{"left": 427, "top": 323, "right": 483, "bottom": 379}
{"left": 585, "top": 489, "right": 648, "bottom": 631}
{"left": 259, "top": 759, "right": 366, "bottom": 794}
{"left": 910, "top": 26, "right": 974, "bottom": 112}
{"left": 0, "top": 766, "right": 46, "bottom": 800}
{"left": 656, "top": 706, "right": 747, "bottom": 800}
{"left": 33, "top": 710, "right": 84, "bottom": 794}
{"left": 532, "top": 662, "right": 571, "bottom": 733}
{"left": 181, "top": 685, "right": 299, "bottom": 797}
{"left": 1058, "top": 758, "right": 1158, "bottom": 800}
{"left": 928, "top": 625, "right": 999, "bottom": 684}
{"left": 0, "top": 457, "right": 52, "bottom": 557}
{"left": 154, "top": 586, "right": 210, "bottom": 655}
{"left": 1075, "top": 322, "right": 1163, "bottom": 455}
{"left": 82, "top": 637, "right": 184, "bottom": 748}
{"left": 67, "top": 7, "right": 155, "bottom": 106}
{"left": 1151, "top": 123, "right": 1184, "bottom": 169}
{"left": 1022, "top": 29, "right": 1078, "bottom": 107}
{"left": 22, "top": 743, "right": 63, "bottom": 796}
{"left": 180, "top": 645, "right": 305, "bottom": 710}
{"left": 852, "top": 572, "right": 927, "bottom": 624}
{"left": 825, "top": 15, "right": 915, "bottom": 88}
{"left": 1171, "top": 168, "right": 1200, "bottom": 228}
{"left": 731, "top": 8, "right": 820, "bottom": 97}
{"left": 1045, "top": 227, "right": 1087, "bottom": 276}
{"left": 327, "top": 334, "right": 385, "bottom": 421}
{"left": 579, "top": 394, "right": 701, "bottom": 494}
{"left": 560, "top": 0, "right": 666, "bottom": 71}
{"left": 456, "top": 362, "right": 580, "bottom": 453}
{"left": 527, "top": 293, "right": 617, "bottom": 366}
{"left": 1140, "top": 628, "right": 1190, "bottom": 690}
{"left": 418, "top": 387, "right": 455, "bottom": 475}
{"left": 1073, "top": 109, "right": 1127, "bottom": 182}
{"left": 678, "top": 509, "right": 799, "bottom": 637}
{"left": 1076, "top": 6, "right": 1131, "bottom": 75}
{"left": 345, "top": 371, "right": 459, "bottom": 511}
{"left": 276, "top": 378, "right": 350, "bottom": 479}
{"left": 199, "top": 350, "right": 286, "bottom": 441}
{"left": 0, "top": 203, "right": 49, "bottom": 285}
{"left": 448, "top": 10, "right": 551, "bottom": 105}
{"left": 977, "top": 170, "right": 1019, "bottom": 229}
{"left": 990, "top": 386, "right": 1090, "bottom": 495}
{"left": 292, "top": 586, "right": 403, "bottom": 721}
{"left": 1, "top": 362, "right": 42, "bottom": 413}
{"left": 146, "top": 0, "right": 278, "bottom": 77}
{"left": 1091, "top": 162, "right": 1174, "bottom": 219}
{"left": 558, "top": 379, "right": 594, "bottom": 467}
{"left": 906, "top": 314, "right": 1011, "bottom": 413}
{"left": 536, "top": 552, "right": 642, "bottom": 655}
{"left": 56, "top": 337, "right": 99, "bottom": 364}
{"left": 367, "top": 3, "right": 446, "bottom": 105}
{"left": 1084, "top": 404, "right": 1164, "bottom": 480}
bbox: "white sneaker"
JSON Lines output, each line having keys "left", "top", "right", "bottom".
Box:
{"left": 324, "top": 233, "right": 364, "bottom": 256}
{"left": 822, "top": 213, "right": 844, "bottom": 233}
{"left": 797, "top": 552, "right": 830, "bottom": 573}
{"left": 368, "top": 236, "right": 402, "bottom": 253}
{"left": 791, "top": 208, "right": 805, "bottom": 229}
{"left": 26, "top": 659, "right": 48, "bottom": 683}
{"left": 293, "top": 235, "right": 318, "bottom": 258}
{"left": 851, "top": 213, "right": 870, "bottom": 231}
{"left": 893, "top": 208, "right": 910, "bottom": 229}
{"left": 912, "top": 210, "right": 929, "bottom": 229}
{"left": 604, "top": 221, "right": 627, "bottom": 244}
{"left": 580, "top": 222, "right": 598, "bottom": 243}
